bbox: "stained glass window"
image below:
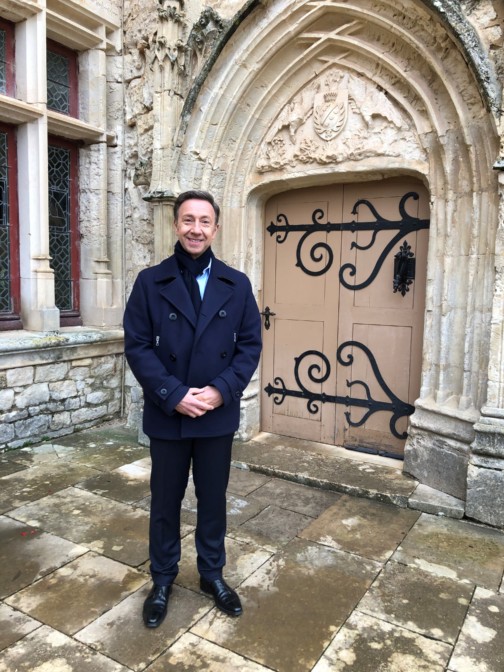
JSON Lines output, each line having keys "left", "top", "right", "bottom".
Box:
{"left": 0, "top": 131, "right": 10, "bottom": 312}
{"left": 49, "top": 144, "right": 73, "bottom": 311}
{"left": 0, "top": 29, "right": 6, "bottom": 94}
{"left": 47, "top": 50, "right": 71, "bottom": 114}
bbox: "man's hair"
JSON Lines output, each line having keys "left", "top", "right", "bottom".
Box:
{"left": 173, "top": 190, "right": 220, "bottom": 224}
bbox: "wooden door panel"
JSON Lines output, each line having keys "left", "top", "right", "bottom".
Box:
{"left": 261, "top": 178, "right": 429, "bottom": 458}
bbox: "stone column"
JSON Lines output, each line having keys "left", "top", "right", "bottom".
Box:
{"left": 79, "top": 34, "right": 122, "bottom": 326}
{"left": 466, "top": 169, "right": 504, "bottom": 528}
{"left": 16, "top": 12, "right": 59, "bottom": 331}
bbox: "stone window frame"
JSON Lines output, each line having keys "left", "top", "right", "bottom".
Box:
{"left": 0, "top": 0, "right": 121, "bottom": 333}
{"left": 0, "top": 17, "right": 15, "bottom": 96}
{"left": 0, "top": 121, "right": 21, "bottom": 330}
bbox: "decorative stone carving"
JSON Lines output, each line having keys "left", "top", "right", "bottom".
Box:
{"left": 185, "top": 7, "right": 227, "bottom": 84}
{"left": 133, "top": 157, "right": 153, "bottom": 186}
{"left": 256, "top": 69, "right": 425, "bottom": 173}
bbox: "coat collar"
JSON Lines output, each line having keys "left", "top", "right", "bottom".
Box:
{"left": 155, "top": 255, "right": 236, "bottom": 335}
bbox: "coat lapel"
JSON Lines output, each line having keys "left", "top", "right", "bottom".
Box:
{"left": 155, "top": 256, "right": 198, "bottom": 327}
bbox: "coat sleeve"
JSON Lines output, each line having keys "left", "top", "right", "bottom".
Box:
{"left": 123, "top": 272, "right": 188, "bottom": 414}
{"left": 209, "top": 276, "right": 262, "bottom": 406}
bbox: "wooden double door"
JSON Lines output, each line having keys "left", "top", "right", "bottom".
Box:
{"left": 261, "top": 178, "right": 429, "bottom": 458}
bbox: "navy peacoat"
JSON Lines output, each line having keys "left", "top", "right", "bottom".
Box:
{"left": 123, "top": 254, "right": 262, "bottom": 439}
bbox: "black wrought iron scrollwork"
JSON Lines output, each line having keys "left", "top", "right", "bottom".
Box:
{"left": 267, "top": 191, "right": 430, "bottom": 285}
{"left": 264, "top": 341, "right": 415, "bottom": 441}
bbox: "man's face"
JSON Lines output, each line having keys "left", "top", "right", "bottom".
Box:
{"left": 174, "top": 199, "right": 219, "bottom": 258}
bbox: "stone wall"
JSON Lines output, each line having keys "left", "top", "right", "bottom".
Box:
{"left": 0, "top": 331, "right": 124, "bottom": 452}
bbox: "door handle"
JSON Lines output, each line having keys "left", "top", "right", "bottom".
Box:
{"left": 393, "top": 240, "right": 415, "bottom": 296}
{"left": 260, "top": 306, "right": 276, "bottom": 330}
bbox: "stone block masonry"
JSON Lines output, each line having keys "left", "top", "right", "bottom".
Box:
{"left": 0, "top": 329, "right": 124, "bottom": 452}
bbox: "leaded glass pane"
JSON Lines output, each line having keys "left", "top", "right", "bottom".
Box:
{"left": 0, "top": 30, "right": 6, "bottom": 94}
{"left": 47, "top": 50, "right": 70, "bottom": 114}
{"left": 48, "top": 145, "right": 72, "bottom": 310}
{"left": 0, "top": 131, "right": 10, "bottom": 312}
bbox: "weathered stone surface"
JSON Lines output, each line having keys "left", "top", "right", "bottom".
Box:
{"left": 192, "top": 537, "right": 380, "bottom": 672}
{"left": 466, "top": 463, "right": 504, "bottom": 528}
{"left": 0, "top": 603, "right": 40, "bottom": 652}
{"left": 5, "top": 552, "right": 147, "bottom": 635}
{"left": 312, "top": 611, "right": 452, "bottom": 671}
{"left": 408, "top": 483, "right": 465, "bottom": 518}
{"left": 300, "top": 495, "right": 420, "bottom": 562}
{"left": 9, "top": 486, "right": 149, "bottom": 566}
{"left": 449, "top": 587, "right": 504, "bottom": 672}
{"left": 358, "top": 561, "right": 473, "bottom": 644}
{"left": 78, "top": 461, "right": 151, "bottom": 504}
{"left": 393, "top": 513, "right": 504, "bottom": 590}
{"left": 0, "top": 626, "right": 129, "bottom": 672}
{"left": 0, "top": 516, "right": 87, "bottom": 599}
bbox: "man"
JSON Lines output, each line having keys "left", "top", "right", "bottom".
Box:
{"left": 124, "top": 190, "right": 262, "bottom": 628}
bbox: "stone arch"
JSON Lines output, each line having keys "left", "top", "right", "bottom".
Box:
{"left": 175, "top": 0, "right": 500, "bottom": 494}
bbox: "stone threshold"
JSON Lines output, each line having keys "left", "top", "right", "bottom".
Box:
{"left": 232, "top": 432, "right": 465, "bottom": 520}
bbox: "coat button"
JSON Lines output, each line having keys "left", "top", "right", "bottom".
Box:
{"left": 219, "top": 310, "right": 227, "bottom": 318}
{"left": 170, "top": 353, "right": 177, "bottom": 361}
{"left": 169, "top": 313, "right": 177, "bottom": 320}
{"left": 220, "top": 351, "right": 227, "bottom": 358}
{"left": 160, "top": 388, "right": 168, "bottom": 395}
{"left": 234, "top": 391, "right": 241, "bottom": 398}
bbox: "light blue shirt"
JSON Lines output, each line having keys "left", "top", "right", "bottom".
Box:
{"left": 196, "top": 258, "right": 212, "bottom": 299}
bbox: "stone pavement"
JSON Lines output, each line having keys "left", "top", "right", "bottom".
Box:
{"left": 1, "top": 424, "right": 504, "bottom": 672}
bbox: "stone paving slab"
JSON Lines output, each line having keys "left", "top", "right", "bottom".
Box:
{"left": 239, "top": 504, "right": 314, "bottom": 546}
{"left": 146, "top": 632, "right": 271, "bottom": 671}
{"left": 0, "top": 603, "right": 40, "bottom": 652}
{"left": 192, "top": 537, "right": 381, "bottom": 672}
{"left": 0, "top": 625, "right": 129, "bottom": 672}
{"left": 0, "top": 462, "right": 100, "bottom": 514}
{"left": 5, "top": 552, "right": 148, "bottom": 635}
{"left": 0, "top": 516, "right": 88, "bottom": 599}
{"left": 357, "top": 560, "right": 473, "bottom": 644}
{"left": 248, "top": 477, "right": 341, "bottom": 518}
{"left": 393, "top": 513, "right": 504, "bottom": 590}
{"left": 227, "top": 467, "right": 272, "bottom": 497}
{"left": 312, "top": 611, "right": 452, "bottom": 671}
{"left": 300, "top": 494, "right": 420, "bottom": 562}
{"left": 76, "top": 584, "right": 211, "bottom": 671}
{"left": 448, "top": 587, "right": 504, "bottom": 671}
{"left": 9, "top": 486, "right": 149, "bottom": 566}
{"left": 77, "top": 462, "right": 151, "bottom": 504}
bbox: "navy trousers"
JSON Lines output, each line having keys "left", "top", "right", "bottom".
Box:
{"left": 148, "top": 434, "right": 234, "bottom": 586}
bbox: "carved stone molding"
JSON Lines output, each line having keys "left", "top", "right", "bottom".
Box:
{"left": 256, "top": 68, "right": 426, "bottom": 173}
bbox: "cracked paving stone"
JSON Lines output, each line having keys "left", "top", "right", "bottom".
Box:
{"left": 393, "top": 513, "right": 504, "bottom": 590}
{"left": 5, "top": 552, "right": 148, "bottom": 635}
{"left": 8, "top": 486, "right": 149, "bottom": 566}
{"left": 0, "top": 625, "right": 129, "bottom": 672}
{"left": 357, "top": 560, "right": 473, "bottom": 644}
{"left": 311, "top": 611, "right": 452, "bottom": 671}
{"left": 300, "top": 494, "right": 420, "bottom": 562}
{"left": 0, "top": 516, "right": 88, "bottom": 599}
{"left": 76, "top": 583, "right": 210, "bottom": 671}
{"left": 191, "top": 537, "right": 381, "bottom": 672}
{"left": 449, "top": 587, "right": 504, "bottom": 672}
{"left": 0, "top": 603, "right": 40, "bottom": 651}
{"left": 146, "top": 632, "right": 272, "bottom": 671}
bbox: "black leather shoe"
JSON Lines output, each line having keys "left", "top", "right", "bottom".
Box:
{"left": 200, "top": 577, "right": 242, "bottom": 617}
{"left": 142, "top": 584, "right": 171, "bottom": 628}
